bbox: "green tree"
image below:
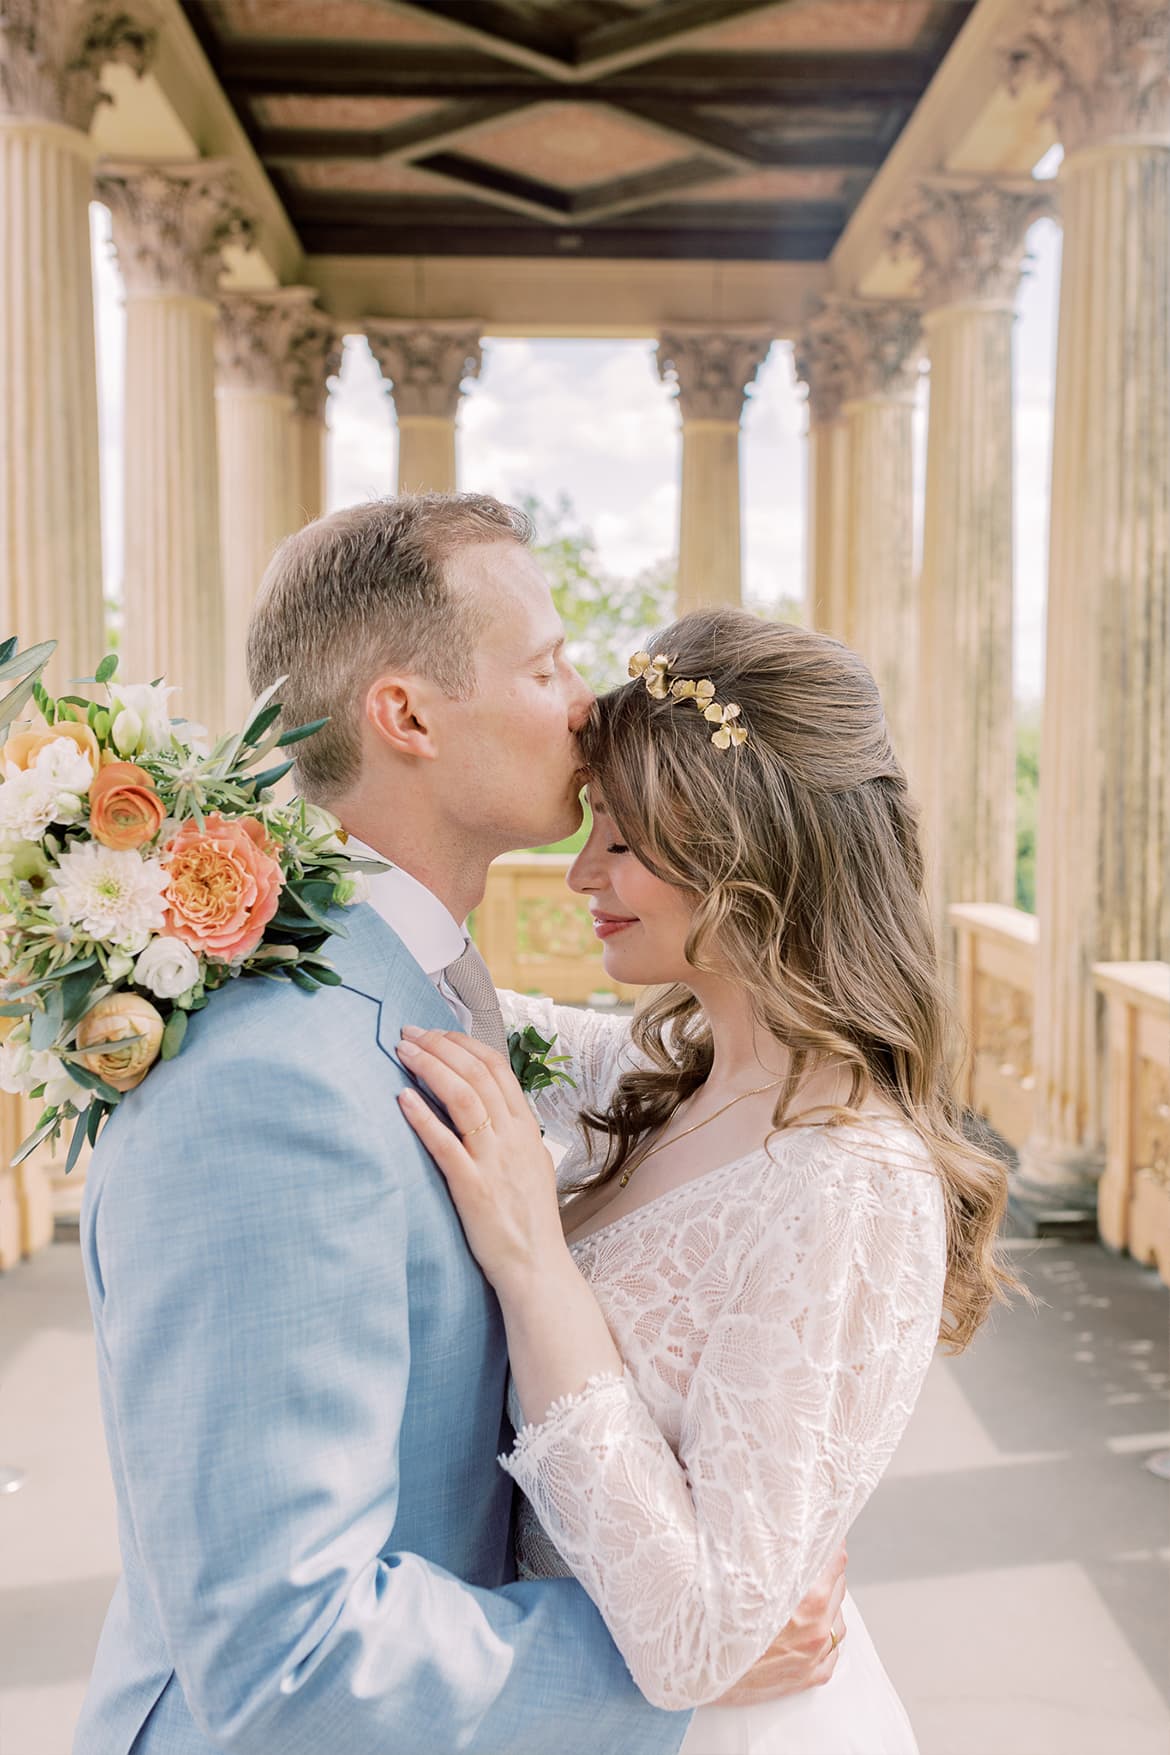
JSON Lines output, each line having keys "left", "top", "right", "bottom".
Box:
{"left": 524, "top": 492, "right": 676, "bottom": 693}
{"left": 1015, "top": 705, "right": 1040, "bottom": 913}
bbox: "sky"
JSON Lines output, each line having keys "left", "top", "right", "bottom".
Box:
{"left": 91, "top": 205, "right": 1061, "bottom": 704}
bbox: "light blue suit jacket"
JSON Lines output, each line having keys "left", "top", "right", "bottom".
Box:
{"left": 76, "top": 904, "right": 690, "bottom": 1755}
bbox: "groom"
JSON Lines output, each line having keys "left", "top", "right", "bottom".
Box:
{"left": 76, "top": 494, "right": 846, "bottom": 1754}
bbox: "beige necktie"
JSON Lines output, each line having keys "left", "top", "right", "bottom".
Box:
{"left": 443, "top": 940, "right": 508, "bottom": 1057}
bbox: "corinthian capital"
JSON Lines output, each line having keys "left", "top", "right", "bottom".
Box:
{"left": 0, "top": 0, "right": 156, "bottom": 132}
{"left": 286, "top": 317, "right": 342, "bottom": 419}
{"left": 99, "top": 160, "right": 255, "bottom": 301}
{"left": 216, "top": 288, "right": 323, "bottom": 397}
{"left": 793, "top": 307, "right": 854, "bottom": 425}
{"left": 656, "top": 328, "right": 773, "bottom": 424}
{"left": 365, "top": 322, "right": 483, "bottom": 420}
{"left": 1004, "top": 0, "right": 1170, "bottom": 156}
{"left": 804, "top": 298, "right": 922, "bottom": 405}
{"left": 887, "top": 176, "right": 1055, "bottom": 309}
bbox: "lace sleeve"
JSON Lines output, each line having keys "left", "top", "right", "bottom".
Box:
{"left": 498, "top": 992, "right": 637, "bottom": 1143}
{"left": 498, "top": 1143, "right": 946, "bottom": 1710}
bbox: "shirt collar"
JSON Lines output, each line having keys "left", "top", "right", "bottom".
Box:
{"left": 345, "top": 837, "right": 467, "bottom": 984}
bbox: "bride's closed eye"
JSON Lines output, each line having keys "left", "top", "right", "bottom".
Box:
{"left": 607, "top": 843, "right": 630, "bottom": 856}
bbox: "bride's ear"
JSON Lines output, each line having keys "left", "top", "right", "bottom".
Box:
{"left": 365, "top": 675, "right": 439, "bottom": 761}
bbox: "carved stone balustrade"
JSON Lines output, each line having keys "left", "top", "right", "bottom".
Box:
{"left": 474, "top": 856, "right": 640, "bottom": 1006}
{"left": 1095, "top": 962, "right": 1170, "bottom": 1284}
{"left": 949, "top": 903, "right": 1039, "bottom": 1150}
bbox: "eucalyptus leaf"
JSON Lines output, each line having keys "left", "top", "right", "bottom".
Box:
{"left": 30, "top": 987, "right": 65, "bottom": 1051}
{"left": 10, "top": 1111, "right": 61, "bottom": 1168}
{"left": 95, "top": 653, "right": 118, "bottom": 685}
{"left": 0, "top": 638, "right": 55, "bottom": 683}
{"left": 282, "top": 886, "right": 346, "bottom": 936}
{"left": 63, "top": 1062, "right": 125, "bottom": 1104}
{"left": 242, "top": 702, "right": 282, "bottom": 747}
{"left": 64, "top": 1108, "right": 90, "bottom": 1175}
{"left": 289, "top": 968, "right": 321, "bottom": 993}
{"left": 86, "top": 1098, "right": 107, "bottom": 1149}
{"left": 160, "top": 1009, "right": 188, "bottom": 1060}
{"left": 250, "top": 759, "right": 295, "bottom": 793}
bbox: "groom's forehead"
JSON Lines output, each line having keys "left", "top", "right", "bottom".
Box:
{"left": 454, "top": 543, "right": 562, "bottom": 648}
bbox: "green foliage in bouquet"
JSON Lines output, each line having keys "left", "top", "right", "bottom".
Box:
{"left": 507, "top": 1024, "right": 576, "bottom": 1096}
{"left": 0, "top": 644, "right": 384, "bottom": 1173}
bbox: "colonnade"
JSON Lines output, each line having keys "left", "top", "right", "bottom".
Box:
{"left": 0, "top": 0, "right": 1166, "bottom": 1235}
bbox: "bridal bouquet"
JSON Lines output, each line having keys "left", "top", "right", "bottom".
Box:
{"left": 0, "top": 639, "right": 382, "bottom": 1173}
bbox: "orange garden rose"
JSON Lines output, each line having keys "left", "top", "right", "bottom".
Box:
{"left": 3, "top": 716, "right": 100, "bottom": 779}
{"left": 162, "top": 813, "right": 283, "bottom": 963}
{"left": 76, "top": 992, "right": 165, "bottom": 1092}
{"left": 89, "top": 762, "right": 166, "bottom": 850}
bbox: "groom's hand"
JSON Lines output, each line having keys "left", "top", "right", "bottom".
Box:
{"left": 713, "top": 1544, "right": 848, "bottom": 1705}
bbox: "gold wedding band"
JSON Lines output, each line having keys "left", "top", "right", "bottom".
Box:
{"left": 829, "top": 1628, "right": 839, "bottom": 1653}
{"left": 462, "top": 1118, "right": 493, "bottom": 1141}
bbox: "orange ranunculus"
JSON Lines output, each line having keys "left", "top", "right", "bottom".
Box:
{"left": 162, "top": 813, "right": 283, "bottom": 963}
{"left": 89, "top": 762, "right": 166, "bottom": 851}
{"left": 76, "top": 992, "right": 165, "bottom": 1092}
{"left": 3, "top": 718, "right": 101, "bottom": 778}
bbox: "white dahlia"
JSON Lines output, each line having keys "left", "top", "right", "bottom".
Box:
{"left": 49, "top": 842, "right": 168, "bottom": 950}
{"left": 0, "top": 768, "right": 60, "bottom": 840}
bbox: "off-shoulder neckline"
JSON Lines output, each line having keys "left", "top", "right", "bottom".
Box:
{"left": 563, "top": 1111, "right": 924, "bottom": 1252}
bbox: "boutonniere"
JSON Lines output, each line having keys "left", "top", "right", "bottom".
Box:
{"left": 507, "top": 1025, "right": 576, "bottom": 1096}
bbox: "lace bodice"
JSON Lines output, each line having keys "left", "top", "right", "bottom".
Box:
{"left": 497, "top": 994, "right": 947, "bottom": 1712}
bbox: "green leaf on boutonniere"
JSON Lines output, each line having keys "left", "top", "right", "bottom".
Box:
{"left": 507, "top": 1025, "right": 576, "bottom": 1095}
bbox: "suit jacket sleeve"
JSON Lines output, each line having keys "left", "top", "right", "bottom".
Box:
{"left": 87, "top": 1036, "right": 689, "bottom": 1755}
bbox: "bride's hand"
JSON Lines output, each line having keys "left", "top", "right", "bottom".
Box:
{"left": 396, "top": 1027, "right": 568, "bottom": 1294}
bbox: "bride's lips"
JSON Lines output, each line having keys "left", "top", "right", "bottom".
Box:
{"left": 591, "top": 911, "right": 638, "bottom": 940}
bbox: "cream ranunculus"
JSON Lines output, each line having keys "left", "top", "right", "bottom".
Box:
{"left": 134, "top": 936, "right": 200, "bottom": 1000}
{"left": 76, "top": 992, "right": 165, "bottom": 1092}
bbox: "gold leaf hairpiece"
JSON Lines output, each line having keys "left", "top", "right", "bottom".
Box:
{"left": 627, "top": 650, "right": 749, "bottom": 751}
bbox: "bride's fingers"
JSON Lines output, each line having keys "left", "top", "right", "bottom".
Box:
{"left": 396, "top": 1032, "right": 508, "bottom": 1137}
{"left": 432, "top": 1031, "right": 530, "bottom": 1118}
{"left": 397, "top": 1088, "right": 473, "bottom": 1187}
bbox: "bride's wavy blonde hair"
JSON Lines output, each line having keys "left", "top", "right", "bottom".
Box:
{"left": 575, "top": 607, "right": 1013, "bottom": 1352}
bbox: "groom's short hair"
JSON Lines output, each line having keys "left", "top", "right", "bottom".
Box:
{"left": 247, "top": 493, "right": 533, "bottom": 798}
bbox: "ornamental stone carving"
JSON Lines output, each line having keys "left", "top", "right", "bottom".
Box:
{"left": 0, "top": 0, "right": 155, "bottom": 131}
{"left": 286, "top": 315, "right": 342, "bottom": 419}
{"left": 365, "top": 323, "right": 483, "bottom": 420}
{"left": 216, "top": 287, "right": 323, "bottom": 397}
{"left": 656, "top": 329, "right": 773, "bottom": 424}
{"left": 887, "top": 176, "right": 1055, "bottom": 310}
{"left": 793, "top": 306, "right": 854, "bottom": 425}
{"left": 1004, "top": 0, "right": 1170, "bottom": 156}
{"left": 99, "top": 160, "right": 255, "bottom": 302}
{"left": 800, "top": 297, "right": 922, "bottom": 405}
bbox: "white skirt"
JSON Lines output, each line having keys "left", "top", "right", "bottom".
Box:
{"left": 679, "top": 1593, "right": 917, "bottom": 1755}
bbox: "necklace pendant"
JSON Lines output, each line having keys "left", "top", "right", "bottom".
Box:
{"left": 618, "top": 1170, "right": 631, "bottom": 1188}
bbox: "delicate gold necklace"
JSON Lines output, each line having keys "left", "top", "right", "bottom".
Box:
{"left": 618, "top": 1079, "right": 784, "bottom": 1188}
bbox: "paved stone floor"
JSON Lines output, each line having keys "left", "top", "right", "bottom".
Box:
{"left": 0, "top": 1237, "right": 1167, "bottom": 1755}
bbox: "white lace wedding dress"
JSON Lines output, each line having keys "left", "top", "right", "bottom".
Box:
{"left": 498, "top": 995, "right": 947, "bottom": 1754}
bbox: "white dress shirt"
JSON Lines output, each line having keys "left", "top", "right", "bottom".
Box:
{"left": 346, "top": 839, "right": 473, "bottom": 1032}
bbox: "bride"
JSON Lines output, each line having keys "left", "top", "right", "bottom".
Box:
{"left": 398, "top": 608, "right": 1011, "bottom": 1753}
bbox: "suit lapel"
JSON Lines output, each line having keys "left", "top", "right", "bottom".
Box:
{"left": 326, "top": 902, "right": 458, "bottom": 1105}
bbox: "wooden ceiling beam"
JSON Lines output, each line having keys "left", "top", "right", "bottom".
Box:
{"left": 219, "top": 44, "right": 941, "bottom": 104}
{"left": 259, "top": 98, "right": 541, "bottom": 166}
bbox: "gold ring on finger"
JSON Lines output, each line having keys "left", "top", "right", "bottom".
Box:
{"left": 462, "top": 1117, "right": 493, "bottom": 1141}
{"left": 829, "top": 1627, "right": 838, "bottom": 1653}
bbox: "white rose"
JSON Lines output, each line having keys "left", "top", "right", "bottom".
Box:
{"left": 25, "top": 1049, "right": 92, "bottom": 1111}
{"left": 0, "top": 1040, "right": 32, "bottom": 1095}
{"left": 32, "top": 735, "right": 95, "bottom": 797}
{"left": 299, "top": 802, "right": 348, "bottom": 854}
{"left": 109, "top": 683, "right": 175, "bottom": 755}
{"left": 134, "top": 935, "right": 200, "bottom": 1000}
{"left": 0, "top": 769, "right": 59, "bottom": 841}
{"left": 111, "top": 707, "right": 144, "bottom": 758}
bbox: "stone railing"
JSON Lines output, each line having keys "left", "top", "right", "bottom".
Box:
{"left": 949, "top": 902, "right": 1038, "bottom": 1150}
{"left": 475, "top": 854, "right": 640, "bottom": 1005}
{"left": 1095, "top": 962, "right": 1170, "bottom": 1280}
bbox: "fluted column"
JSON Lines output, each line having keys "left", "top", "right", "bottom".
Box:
{"left": 1005, "top": 0, "right": 1170, "bottom": 1198}
{"left": 288, "top": 319, "right": 341, "bottom": 525}
{"left": 366, "top": 322, "right": 482, "bottom": 493}
{"left": 216, "top": 288, "right": 318, "bottom": 722}
{"left": 793, "top": 315, "right": 853, "bottom": 639}
{"left": 657, "top": 330, "right": 772, "bottom": 614}
{"left": 0, "top": 2, "right": 154, "bottom": 689}
{"left": 810, "top": 300, "right": 922, "bottom": 769}
{"left": 99, "top": 161, "right": 254, "bottom": 731}
{"left": 889, "top": 177, "right": 1052, "bottom": 940}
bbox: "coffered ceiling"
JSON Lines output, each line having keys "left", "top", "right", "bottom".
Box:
{"left": 180, "top": 0, "right": 976, "bottom": 261}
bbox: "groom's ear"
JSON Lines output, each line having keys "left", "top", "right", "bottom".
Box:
{"left": 366, "top": 675, "right": 439, "bottom": 761}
